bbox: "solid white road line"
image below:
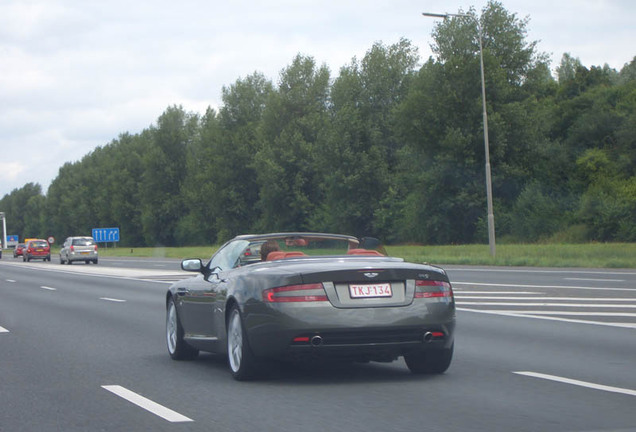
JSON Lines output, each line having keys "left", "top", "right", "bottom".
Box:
{"left": 461, "top": 310, "right": 636, "bottom": 317}
{"left": 564, "top": 278, "right": 625, "bottom": 282}
{"left": 5, "top": 280, "right": 16, "bottom": 283}
{"left": 451, "top": 268, "right": 636, "bottom": 276}
{"left": 455, "top": 296, "right": 636, "bottom": 301}
{"left": 514, "top": 371, "right": 636, "bottom": 397}
{"left": 99, "top": 297, "right": 126, "bottom": 303}
{"left": 102, "top": 385, "right": 193, "bottom": 423}
{"left": 458, "top": 307, "right": 636, "bottom": 329}
{"left": 452, "top": 281, "right": 635, "bottom": 292}
{"left": 453, "top": 291, "right": 543, "bottom": 295}
{"left": 0, "top": 326, "right": 8, "bottom": 333}
{"left": 40, "top": 286, "right": 57, "bottom": 291}
{"left": 456, "top": 302, "right": 636, "bottom": 308}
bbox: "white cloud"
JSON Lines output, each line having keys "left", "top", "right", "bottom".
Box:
{"left": 1, "top": 0, "right": 635, "bottom": 197}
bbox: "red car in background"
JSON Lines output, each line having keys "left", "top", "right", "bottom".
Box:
{"left": 13, "top": 243, "right": 25, "bottom": 258}
{"left": 23, "top": 239, "right": 51, "bottom": 262}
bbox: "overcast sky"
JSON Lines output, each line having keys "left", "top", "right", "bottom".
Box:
{"left": 1, "top": 0, "right": 635, "bottom": 199}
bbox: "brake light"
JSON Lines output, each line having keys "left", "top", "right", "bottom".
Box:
{"left": 414, "top": 280, "right": 454, "bottom": 299}
{"left": 263, "top": 283, "right": 327, "bottom": 302}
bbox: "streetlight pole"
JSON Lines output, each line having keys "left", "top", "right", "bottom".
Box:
{"left": 422, "top": 12, "right": 496, "bottom": 257}
{"left": 0, "top": 212, "right": 6, "bottom": 250}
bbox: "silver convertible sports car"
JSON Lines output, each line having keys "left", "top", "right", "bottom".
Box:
{"left": 166, "top": 233, "right": 456, "bottom": 380}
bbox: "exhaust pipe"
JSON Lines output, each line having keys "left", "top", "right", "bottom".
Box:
{"left": 310, "top": 335, "right": 323, "bottom": 346}
{"left": 423, "top": 332, "right": 434, "bottom": 344}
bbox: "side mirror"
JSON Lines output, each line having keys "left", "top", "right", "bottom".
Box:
{"left": 181, "top": 258, "right": 203, "bottom": 272}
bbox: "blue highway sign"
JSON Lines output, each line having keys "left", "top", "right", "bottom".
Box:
{"left": 92, "top": 227, "right": 120, "bottom": 243}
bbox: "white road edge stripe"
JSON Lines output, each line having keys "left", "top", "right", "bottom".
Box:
{"left": 461, "top": 310, "right": 636, "bottom": 317}
{"left": 102, "top": 385, "right": 193, "bottom": 423}
{"left": 453, "top": 291, "right": 542, "bottom": 295}
{"left": 452, "top": 281, "right": 635, "bottom": 292}
{"left": 456, "top": 302, "right": 636, "bottom": 308}
{"left": 99, "top": 297, "right": 126, "bottom": 303}
{"left": 457, "top": 308, "right": 636, "bottom": 329}
{"left": 0, "top": 326, "right": 8, "bottom": 333}
{"left": 514, "top": 371, "right": 636, "bottom": 397}
{"left": 564, "top": 278, "right": 625, "bottom": 282}
{"left": 455, "top": 296, "right": 636, "bottom": 301}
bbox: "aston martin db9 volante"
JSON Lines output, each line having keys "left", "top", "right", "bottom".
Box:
{"left": 166, "top": 233, "right": 456, "bottom": 380}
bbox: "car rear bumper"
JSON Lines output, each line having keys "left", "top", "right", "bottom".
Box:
{"left": 67, "top": 252, "right": 98, "bottom": 262}
{"left": 26, "top": 254, "right": 50, "bottom": 260}
{"left": 244, "top": 301, "right": 455, "bottom": 360}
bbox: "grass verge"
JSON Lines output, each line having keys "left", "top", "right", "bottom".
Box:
{"left": 93, "top": 243, "right": 636, "bottom": 269}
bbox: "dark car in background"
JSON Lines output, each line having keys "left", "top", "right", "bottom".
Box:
{"left": 59, "top": 236, "right": 98, "bottom": 264}
{"left": 13, "top": 243, "right": 25, "bottom": 258}
{"left": 23, "top": 239, "right": 51, "bottom": 262}
{"left": 166, "top": 232, "right": 456, "bottom": 380}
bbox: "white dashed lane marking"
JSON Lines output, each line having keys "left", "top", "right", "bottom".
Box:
{"left": 99, "top": 297, "right": 126, "bottom": 303}
{"left": 514, "top": 372, "right": 636, "bottom": 397}
{"left": 102, "top": 385, "right": 193, "bottom": 423}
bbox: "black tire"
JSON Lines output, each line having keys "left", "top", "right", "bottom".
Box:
{"left": 93, "top": 259, "right": 98, "bottom": 265}
{"left": 60, "top": 256, "right": 65, "bottom": 264}
{"left": 404, "top": 343, "right": 454, "bottom": 374}
{"left": 85, "top": 260, "right": 90, "bottom": 264}
{"left": 166, "top": 296, "right": 199, "bottom": 360}
{"left": 67, "top": 260, "right": 73, "bottom": 265}
{"left": 227, "top": 305, "right": 259, "bottom": 381}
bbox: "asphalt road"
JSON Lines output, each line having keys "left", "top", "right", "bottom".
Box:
{"left": 1, "top": 257, "right": 635, "bottom": 431}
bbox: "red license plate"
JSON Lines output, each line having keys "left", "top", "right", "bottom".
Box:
{"left": 349, "top": 283, "right": 392, "bottom": 298}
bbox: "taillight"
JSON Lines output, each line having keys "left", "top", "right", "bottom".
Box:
{"left": 414, "top": 280, "right": 454, "bottom": 299}
{"left": 70, "top": 245, "right": 74, "bottom": 252}
{"left": 94, "top": 244, "right": 98, "bottom": 251}
{"left": 263, "top": 283, "right": 327, "bottom": 302}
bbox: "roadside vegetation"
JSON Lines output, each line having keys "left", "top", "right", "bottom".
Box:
{"left": 2, "top": 1, "right": 635, "bottom": 258}
{"left": 89, "top": 243, "right": 636, "bottom": 269}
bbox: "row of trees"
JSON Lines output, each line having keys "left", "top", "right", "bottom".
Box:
{"left": 2, "top": 2, "right": 635, "bottom": 247}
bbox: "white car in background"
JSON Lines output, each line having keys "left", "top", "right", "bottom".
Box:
{"left": 59, "top": 236, "right": 98, "bottom": 264}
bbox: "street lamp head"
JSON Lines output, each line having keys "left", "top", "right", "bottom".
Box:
{"left": 421, "top": 12, "right": 448, "bottom": 19}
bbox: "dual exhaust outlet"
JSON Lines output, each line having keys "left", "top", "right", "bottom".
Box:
{"left": 310, "top": 335, "right": 323, "bottom": 346}
{"left": 308, "top": 332, "right": 435, "bottom": 347}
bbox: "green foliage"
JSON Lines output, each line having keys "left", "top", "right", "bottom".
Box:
{"left": 2, "top": 0, "right": 634, "bottom": 251}
{"left": 139, "top": 106, "right": 199, "bottom": 246}
{"left": 509, "top": 182, "right": 573, "bottom": 240}
{"left": 255, "top": 55, "right": 330, "bottom": 232}
{"left": 0, "top": 183, "right": 45, "bottom": 239}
